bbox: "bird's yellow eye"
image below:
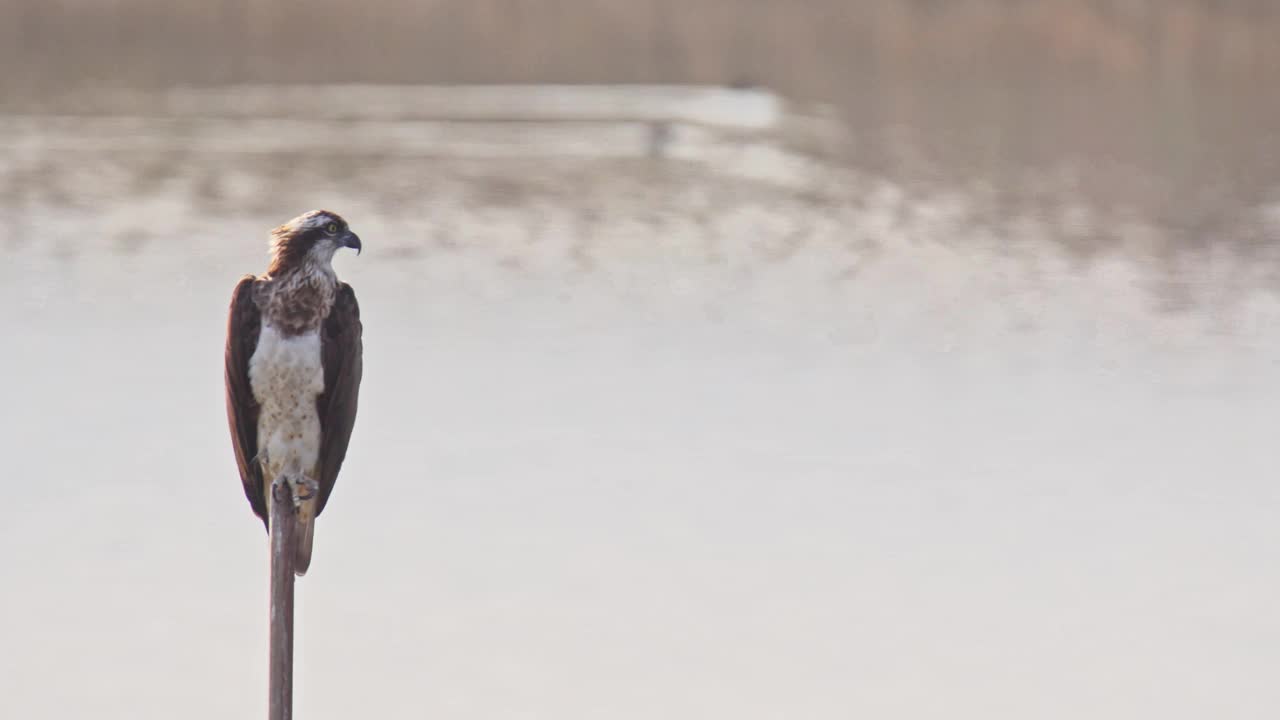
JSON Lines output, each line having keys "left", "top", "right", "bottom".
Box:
{"left": 326, "top": 223, "right": 339, "bottom": 234}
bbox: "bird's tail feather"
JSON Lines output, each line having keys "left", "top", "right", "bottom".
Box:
{"left": 294, "top": 515, "right": 314, "bottom": 576}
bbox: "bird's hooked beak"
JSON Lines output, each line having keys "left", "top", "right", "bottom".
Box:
{"left": 342, "top": 230, "right": 362, "bottom": 255}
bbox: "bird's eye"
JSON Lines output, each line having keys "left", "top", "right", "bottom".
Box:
{"left": 325, "top": 223, "right": 339, "bottom": 235}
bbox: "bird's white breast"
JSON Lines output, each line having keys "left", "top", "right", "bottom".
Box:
{"left": 249, "top": 323, "right": 324, "bottom": 481}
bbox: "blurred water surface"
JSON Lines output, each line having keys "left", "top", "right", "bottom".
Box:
{"left": 0, "top": 84, "right": 1278, "bottom": 719}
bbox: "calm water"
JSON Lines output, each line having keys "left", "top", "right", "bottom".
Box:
{"left": 1, "top": 96, "right": 1278, "bottom": 719}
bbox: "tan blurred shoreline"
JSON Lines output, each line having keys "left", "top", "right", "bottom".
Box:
{"left": 4, "top": 1, "right": 1278, "bottom": 97}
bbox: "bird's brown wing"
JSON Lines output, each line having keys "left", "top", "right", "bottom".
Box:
{"left": 315, "top": 282, "right": 363, "bottom": 516}
{"left": 226, "top": 275, "right": 267, "bottom": 529}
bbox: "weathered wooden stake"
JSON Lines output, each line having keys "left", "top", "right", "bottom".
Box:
{"left": 269, "top": 479, "right": 297, "bottom": 720}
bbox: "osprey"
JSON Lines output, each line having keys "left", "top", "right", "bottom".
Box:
{"left": 225, "top": 210, "right": 363, "bottom": 575}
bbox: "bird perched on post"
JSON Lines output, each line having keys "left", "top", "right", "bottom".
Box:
{"left": 225, "top": 210, "right": 364, "bottom": 575}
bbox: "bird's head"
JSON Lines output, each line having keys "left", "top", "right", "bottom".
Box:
{"left": 267, "top": 210, "right": 362, "bottom": 275}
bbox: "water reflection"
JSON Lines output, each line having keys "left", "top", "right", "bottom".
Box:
{"left": 1, "top": 86, "right": 1278, "bottom": 720}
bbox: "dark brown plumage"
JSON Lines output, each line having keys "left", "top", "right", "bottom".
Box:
{"left": 315, "top": 283, "right": 362, "bottom": 517}
{"left": 226, "top": 276, "right": 267, "bottom": 525}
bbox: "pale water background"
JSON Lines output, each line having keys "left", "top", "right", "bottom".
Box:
{"left": 1, "top": 87, "right": 1279, "bottom": 719}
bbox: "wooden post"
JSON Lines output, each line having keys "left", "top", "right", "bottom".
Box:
{"left": 269, "top": 479, "right": 297, "bottom": 720}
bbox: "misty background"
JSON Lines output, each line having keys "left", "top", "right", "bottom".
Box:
{"left": 1, "top": 2, "right": 1278, "bottom": 719}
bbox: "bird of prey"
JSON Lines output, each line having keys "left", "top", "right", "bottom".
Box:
{"left": 225, "top": 210, "right": 363, "bottom": 575}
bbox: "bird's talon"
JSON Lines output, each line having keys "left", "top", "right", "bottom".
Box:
{"left": 293, "top": 479, "right": 319, "bottom": 505}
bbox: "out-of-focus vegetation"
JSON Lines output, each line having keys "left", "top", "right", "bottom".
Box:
{"left": 4, "top": 1, "right": 1277, "bottom": 94}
